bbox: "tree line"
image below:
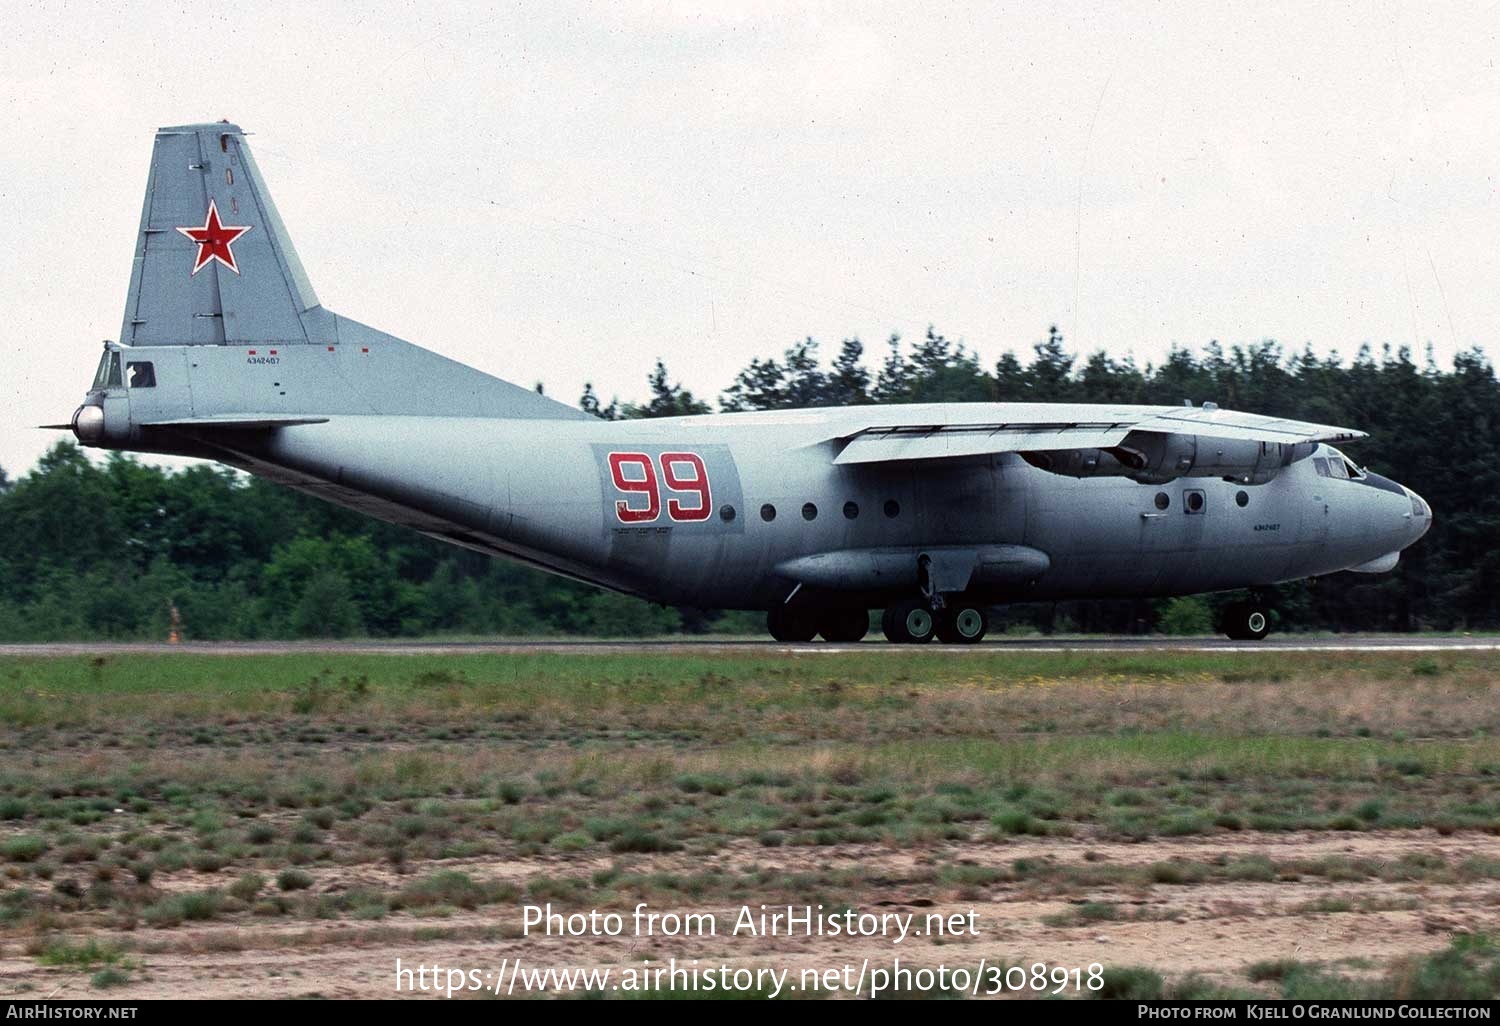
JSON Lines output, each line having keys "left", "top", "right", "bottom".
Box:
{"left": 1, "top": 327, "right": 1493, "bottom": 639}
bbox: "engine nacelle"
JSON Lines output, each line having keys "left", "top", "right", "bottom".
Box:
{"left": 1022, "top": 432, "right": 1316, "bottom": 485}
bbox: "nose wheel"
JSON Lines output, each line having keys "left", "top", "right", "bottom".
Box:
{"left": 1222, "top": 601, "right": 1271, "bottom": 641}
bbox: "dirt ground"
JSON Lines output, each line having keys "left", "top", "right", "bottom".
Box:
{"left": 4, "top": 829, "right": 1496, "bottom": 999}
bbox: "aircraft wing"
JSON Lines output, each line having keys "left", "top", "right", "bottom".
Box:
{"left": 825, "top": 404, "right": 1365, "bottom": 466}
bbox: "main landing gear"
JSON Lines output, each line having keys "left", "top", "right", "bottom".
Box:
{"left": 1221, "top": 600, "right": 1272, "bottom": 641}
{"left": 766, "top": 605, "right": 868, "bottom": 643}
{"left": 765, "top": 600, "right": 987, "bottom": 644}
{"left": 881, "top": 598, "right": 988, "bottom": 645}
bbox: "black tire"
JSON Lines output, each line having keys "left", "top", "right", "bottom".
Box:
{"left": 1222, "top": 601, "right": 1271, "bottom": 641}
{"left": 767, "top": 606, "right": 817, "bottom": 643}
{"left": 936, "top": 605, "right": 988, "bottom": 644}
{"left": 882, "top": 599, "right": 936, "bottom": 644}
{"left": 881, "top": 605, "right": 901, "bottom": 643}
{"left": 818, "top": 608, "right": 869, "bottom": 643}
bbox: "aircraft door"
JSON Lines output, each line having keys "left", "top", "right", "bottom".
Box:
{"left": 1300, "top": 480, "right": 1330, "bottom": 550}
{"left": 1126, "top": 487, "right": 1181, "bottom": 593}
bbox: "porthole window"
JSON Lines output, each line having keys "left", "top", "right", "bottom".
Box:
{"left": 1154, "top": 492, "right": 1170, "bottom": 511}
{"left": 883, "top": 499, "right": 900, "bottom": 519}
{"left": 760, "top": 503, "right": 776, "bottom": 522}
{"left": 720, "top": 505, "right": 737, "bottom": 522}
{"left": 802, "top": 502, "right": 818, "bottom": 521}
{"left": 843, "top": 501, "right": 859, "bottom": 520}
{"left": 1235, "top": 491, "right": 1249, "bottom": 508}
{"left": 1185, "top": 490, "right": 1206, "bottom": 514}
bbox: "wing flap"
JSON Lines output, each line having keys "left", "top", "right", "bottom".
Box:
{"left": 834, "top": 424, "right": 1131, "bottom": 465}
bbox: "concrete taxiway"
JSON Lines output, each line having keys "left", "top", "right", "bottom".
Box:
{"left": 0, "top": 635, "right": 1496, "bottom": 657}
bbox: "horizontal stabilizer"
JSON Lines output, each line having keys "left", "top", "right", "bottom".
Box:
{"left": 141, "top": 414, "right": 330, "bottom": 430}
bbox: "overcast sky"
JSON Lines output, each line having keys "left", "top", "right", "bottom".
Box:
{"left": 3, "top": 1, "right": 1496, "bottom": 476}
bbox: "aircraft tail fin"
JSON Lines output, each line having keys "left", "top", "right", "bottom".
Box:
{"left": 122, "top": 122, "right": 321, "bottom": 347}
{"left": 116, "top": 122, "right": 587, "bottom": 421}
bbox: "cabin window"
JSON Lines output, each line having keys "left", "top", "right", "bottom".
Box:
{"left": 1236, "top": 490, "right": 1249, "bottom": 508}
{"left": 883, "top": 499, "right": 900, "bottom": 519}
{"left": 126, "top": 362, "right": 156, "bottom": 388}
{"left": 843, "top": 501, "right": 859, "bottom": 520}
{"left": 719, "top": 505, "right": 736, "bottom": 523}
{"left": 1327, "top": 459, "right": 1349, "bottom": 480}
{"left": 1313, "top": 457, "right": 1331, "bottom": 477}
{"left": 1154, "top": 492, "right": 1170, "bottom": 511}
{"left": 802, "top": 502, "right": 818, "bottom": 521}
{"left": 1184, "top": 489, "right": 1206, "bottom": 514}
{"left": 760, "top": 504, "right": 776, "bottom": 522}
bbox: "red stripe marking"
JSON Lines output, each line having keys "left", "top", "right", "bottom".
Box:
{"left": 248, "top": 349, "right": 256, "bottom": 355}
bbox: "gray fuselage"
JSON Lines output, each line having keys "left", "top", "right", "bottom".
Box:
{"left": 83, "top": 352, "right": 1430, "bottom": 612}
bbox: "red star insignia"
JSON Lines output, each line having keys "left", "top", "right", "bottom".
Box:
{"left": 175, "top": 199, "right": 252, "bottom": 276}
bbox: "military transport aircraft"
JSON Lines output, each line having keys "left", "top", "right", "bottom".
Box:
{"left": 56, "top": 122, "right": 1431, "bottom": 644}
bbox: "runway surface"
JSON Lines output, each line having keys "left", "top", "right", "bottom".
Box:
{"left": 2, "top": 635, "right": 1498, "bottom": 656}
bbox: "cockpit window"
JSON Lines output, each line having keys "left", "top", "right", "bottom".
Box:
{"left": 126, "top": 362, "right": 156, "bottom": 388}
{"left": 92, "top": 352, "right": 122, "bottom": 390}
{"left": 1325, "top": 447, "right": 1366, "bottom": 480}
{"left": 1313, "top": 457, "right": 1331, "bottom": 477}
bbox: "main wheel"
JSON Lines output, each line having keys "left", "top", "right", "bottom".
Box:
{"left": 881, "top": 599, "right": 936, "bottom": 644}
{"left": 1222, "top": 601, "right": 1271, "bottom": 641}
{"left": 818, "top": 608, "right": 869, "bottom": 643}
{"left": 767, "top": 606, "right": 817, "bottom": 642}
{"left": 936, "top": 605, "right": 989, "bottom": 644}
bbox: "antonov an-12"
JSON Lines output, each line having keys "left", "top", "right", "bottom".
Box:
{"left": 58, "top": 123, "right": 1431, "bottom": 643}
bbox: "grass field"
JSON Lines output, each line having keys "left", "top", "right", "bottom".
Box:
{"left": 0, "top": 648, "right": 1497, "bottom": 998}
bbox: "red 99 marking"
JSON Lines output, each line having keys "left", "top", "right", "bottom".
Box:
{"left": 608, "top": 451, "right": 713, "bottom": 524}
{"left": 607, "top": 452, "right": 659, "bottom": 523}
{"left": 660, "top": 452, "right": 712, "bottom": 522}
